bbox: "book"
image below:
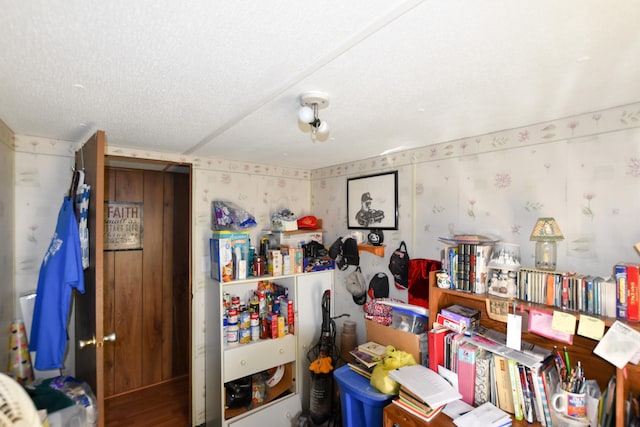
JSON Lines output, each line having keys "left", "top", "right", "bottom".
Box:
{"left": 615, "top": 264, "right": 628, "bottom": 319}
{"left": 392, "top": 398, "right": 444, "bottom": 423}
{"left": 437, "top": 312, "right": 468, "bottom": 334}
{"left": 347, "top": 362, "right": 374, "bottom": 379}
{"left": 474, "top": 244, "right": 493, "bottom": 294}
{"left": 530, "top": 360, "right": 550, "bottom": 426}
{"left": 349, "top": 349, "right": 381, "bottom": 368}
{"left": 507, "top": 358, "right": 524, "bottom": 421}
{"left": 453, "top": 402, "right": 512, "bottom": 427}
{"left": 440, "top": 304, "right": 482, "bottom": 329}
{"left": 492, "top": 354, "right": 514, "bottom": 414}
{"left": 474, "top": 350, "right": 492, "bottom": 406}
{"left": 388, "top": 364, "right": 462, "bottom": 408}
{"left": 457, "top": 341, "right": 479, "bottom": 404}
{"left": 624, "top": 264, "right": 640, "bottom": 321}
{"left": 539, "top": 354, "right": 561, "bottom": 424}
{"left": 523, "top": 364, "right": 542, "bottom": 425}
{"left": 399, "top": 386, "right": 440, "bottom": 414}
{"left": 357, "top": 341, "right": 387, "bottom": 359}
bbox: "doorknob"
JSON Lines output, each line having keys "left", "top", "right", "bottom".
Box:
{"left": 79, "top": 336, "right": 96, "bottom": 349}
{"left": 79, "top": 332, "right": 116, "bottom": 349}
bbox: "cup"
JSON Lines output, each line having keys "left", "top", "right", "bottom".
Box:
{"left": 552, "top": 389, "right": 587, "bottom": 418}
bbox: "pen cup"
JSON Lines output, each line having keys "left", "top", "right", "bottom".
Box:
{"left": 552, "top": 388, "right": 587, "bottom": 418}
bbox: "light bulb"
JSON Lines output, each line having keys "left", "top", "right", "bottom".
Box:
{"left": 316, "top": 120, "right": 329, "bottom": 136}
{"left": 298, "top": 105, "right": 314, "bottom": 124}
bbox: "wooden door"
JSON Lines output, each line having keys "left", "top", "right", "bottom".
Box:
{"left": 74, "top": 131, "right": 106, "bottom": 427}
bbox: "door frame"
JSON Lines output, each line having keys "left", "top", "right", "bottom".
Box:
{"left": 74, "top": 134, "right": 193, "bottom": 426}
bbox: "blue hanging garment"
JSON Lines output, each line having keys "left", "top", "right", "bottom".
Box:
{"left": 29, "top": 196, "right": 85, "bottom": 370}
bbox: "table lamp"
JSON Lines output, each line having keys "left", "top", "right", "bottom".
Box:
{"left": 530, "top": 217, "right": 563, "bottom": 270}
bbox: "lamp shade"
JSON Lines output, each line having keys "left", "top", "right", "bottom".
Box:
{"left": 530, "top": 217, "right": 564, "bottom": 241}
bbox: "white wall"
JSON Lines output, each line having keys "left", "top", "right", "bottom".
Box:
{"left": 13, "top": 135, "right": 80, "bottom": 377}
{"left": 312, "top": 103, "right": 640, "bottom": 346}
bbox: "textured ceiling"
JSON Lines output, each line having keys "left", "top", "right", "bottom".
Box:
{"left": 1, "top": 1, "right": 639, "bottom": 169}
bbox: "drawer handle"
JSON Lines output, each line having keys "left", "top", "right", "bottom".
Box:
{"left": 241, "top": 360, "right": 246, "bottom": 365}
{"left": 285, "top": 412, "right": 291, "bottom": 418}
{"left": 279, "top": 348, "right": 285, "bottom": 354}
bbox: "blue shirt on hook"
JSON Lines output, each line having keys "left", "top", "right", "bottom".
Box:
{"left": 29, "top": 196, "right": 85, "bottom": 370}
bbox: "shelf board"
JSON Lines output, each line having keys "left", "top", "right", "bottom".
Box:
{"left": 358, "top": 244, "right": 385, "bottom": 257}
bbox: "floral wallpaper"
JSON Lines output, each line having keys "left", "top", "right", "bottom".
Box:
{"left": 7, "top": 101, "right": 640, "bottom": 425}
{"left": 313, "top": 103, "right": 640, "bottom": 348}
{"left": 0, "top": 119, "right": 15, "bottom": 373}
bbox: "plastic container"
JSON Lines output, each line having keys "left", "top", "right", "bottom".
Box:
{"left": 333, "top": 365, "right": 394, "bottom": 427}
{"left": 391, "top": 307, "right": 428, "bottom": 334}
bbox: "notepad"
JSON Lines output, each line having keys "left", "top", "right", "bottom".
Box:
{"left": 388, "top": 364, "right": 462, "bottom": 408}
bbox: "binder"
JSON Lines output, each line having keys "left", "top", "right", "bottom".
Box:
{"left": 428, "top": 326, "right": 451, "bottom": 371}
{"left": 457, "top": 341, "right": 479, "bottom": 404}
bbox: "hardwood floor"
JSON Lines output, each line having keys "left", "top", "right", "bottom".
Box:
{"left": 105, "top": 376, "right": 190, "bottom": 427}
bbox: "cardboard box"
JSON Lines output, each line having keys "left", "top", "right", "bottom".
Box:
{"left": 210, "top": 231, "right": 250, "bottom": 282}
{"left": 271, "top": 218, "right": 298, "bottom": 231}
{"left": 280, "top": 246, "right": 304, "bottom": 273}
{"left": 210, "top": 238, "right": 233, "bottom": 282}
{"left": 268, "top": 249, "right": 283, "bottom": 276}
{"left": 275, "top": 230, "right": 324, "bottom": 248}
{"left": 365, "top": 319, "right": 428, "bottom": 366}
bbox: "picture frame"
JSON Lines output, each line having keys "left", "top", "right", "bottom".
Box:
{"left": 347, "top": 171, "right": 398, "bottom": 230}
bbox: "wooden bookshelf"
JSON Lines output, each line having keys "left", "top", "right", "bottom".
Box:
{"left": 428, "top": 270, "right": 640, "bottom": 426}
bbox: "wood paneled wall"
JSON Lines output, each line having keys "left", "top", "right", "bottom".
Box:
{"left": 104, "top": 168, "right": 189, "bottom": 397}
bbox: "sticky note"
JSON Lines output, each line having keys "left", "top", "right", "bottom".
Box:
{"left": 577, "top": 315, "right": 605, "bottom": 340}
{"left": 551, "top": 311, "right": 577, "bottom": 334}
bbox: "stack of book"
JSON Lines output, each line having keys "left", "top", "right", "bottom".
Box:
{"left": 388, "top": 364, "right": 462, "bottom": 423}
{"left": 348, "top": 341, "right": 387, "bottom": 378}
{"left": 393, "top": 386, "right": 445, "bottom": 423}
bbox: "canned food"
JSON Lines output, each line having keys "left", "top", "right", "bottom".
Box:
{"left": 250, "top": 324, "right": 260, "bottom": 341}
{"left": 227, "top": 308, "right": 238, "bottom": 324}
{"left": 239, "top": 327, "right": 251, "bottom": 344}
{"left": 231, "top": 296, "right": 241, "bottom": 309}
{"left": 239, "top": 311, "right": 250, "bottom": 329}
{"left": 227, "top": 323, "right": 239, "bottom": 345}
{"left": 250, "top": 312, "right": 259, "bottom": 326}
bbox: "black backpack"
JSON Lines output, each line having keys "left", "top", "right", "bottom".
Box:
{"left": 388, "top": 241, "right": 410, "bottom": 289}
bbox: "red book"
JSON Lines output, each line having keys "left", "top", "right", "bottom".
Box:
{"left": 625, "top": 264, "right": 639, "bottom": 321}
{"left": 428, "top": 326, "right": 450, "bottom": 371}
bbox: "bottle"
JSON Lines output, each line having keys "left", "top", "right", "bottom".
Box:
{"left": 340, "top": 320, "right": 357, "bottom": 364}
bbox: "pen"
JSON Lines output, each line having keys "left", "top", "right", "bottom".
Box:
{"left": 564, "top": 346, "right": 571, "bottom": 369}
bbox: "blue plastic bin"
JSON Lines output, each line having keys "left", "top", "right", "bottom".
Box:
{"left": 333, "top": 365, "right": 394, "bottom": 427}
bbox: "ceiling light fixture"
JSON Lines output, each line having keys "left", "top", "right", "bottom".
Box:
{"left": 298, "top": 91, "right": 329, "bottom": 142}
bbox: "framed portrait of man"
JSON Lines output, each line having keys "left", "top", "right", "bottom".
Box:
{"left": 347, "top": 171, "right": 398, "bottom": 230}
